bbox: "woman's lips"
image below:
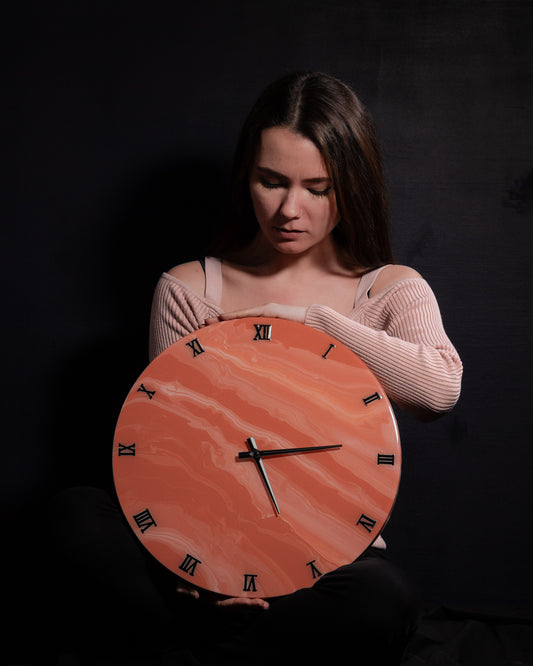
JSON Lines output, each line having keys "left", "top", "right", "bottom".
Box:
{"left": 273, "top": 226, "right": 304, "bottom": 236}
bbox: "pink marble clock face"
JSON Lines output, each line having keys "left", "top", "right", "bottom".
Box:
{"left": 113, "top": 318, "right": 401, "bottom": 599}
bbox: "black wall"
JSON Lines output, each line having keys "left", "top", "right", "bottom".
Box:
{"left": 3, "top": 0, "right": 532, "bottom": 615}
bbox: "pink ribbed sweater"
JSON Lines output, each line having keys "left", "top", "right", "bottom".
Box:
{"left": 149, "top": 258, "right": 462, "bottom": 415}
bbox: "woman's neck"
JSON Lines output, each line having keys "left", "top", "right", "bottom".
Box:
{"left": 230, "top": 233, "right": 360, "bottom": 277}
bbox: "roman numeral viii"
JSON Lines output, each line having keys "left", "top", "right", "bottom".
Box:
{"left": 133, "top": 508, "right": 157, "bottom": 533}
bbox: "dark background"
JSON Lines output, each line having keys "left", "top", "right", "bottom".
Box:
{"left": 3, "top": 0, "right": 532, "bottom": 649}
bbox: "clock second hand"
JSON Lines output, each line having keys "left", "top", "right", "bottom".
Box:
{"left": 244, "top": 437, "right": 281, "bottom": 515}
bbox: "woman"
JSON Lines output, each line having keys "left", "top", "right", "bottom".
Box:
{"left": 146, "top": 71, "right": 462, "bottom": 663}
{"left": 51, "top": 72, "right": 461, "bottom": 666}
{"left": 151, "top": 72, "right": 461, "bottom": 417}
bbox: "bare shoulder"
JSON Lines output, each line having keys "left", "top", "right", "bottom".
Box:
{"left": 166, "top": 260, "right": 205, "bottom": 297}
{"left": 369, "top": 264, "right": 422, "bottom": 297}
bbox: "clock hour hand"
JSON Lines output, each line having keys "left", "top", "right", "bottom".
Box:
{"left": 238, "top": 444, "right": 342, "bottom": 460}
{"left": 245, "top": 437, "right": 280, "bottom": 515}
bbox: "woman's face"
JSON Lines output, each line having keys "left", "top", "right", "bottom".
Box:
{"left": 249, "top": 127, "right": 339, "bottom": 256}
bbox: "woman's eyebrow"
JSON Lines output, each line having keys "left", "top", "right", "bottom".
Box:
{"left": 255, "top": 166, "right": 331, "bottom": 184}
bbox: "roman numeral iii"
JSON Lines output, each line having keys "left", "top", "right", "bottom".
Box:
{"left": 377, "top": 454, "right": 395, "bottom": 465}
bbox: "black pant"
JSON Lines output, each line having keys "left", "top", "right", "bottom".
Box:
{"left": 45, "top": 486, "right": 418, "bottom": 665}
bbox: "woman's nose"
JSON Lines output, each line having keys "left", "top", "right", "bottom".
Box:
{"left": 279, "top": 188, "right": 301, "bottom": 219}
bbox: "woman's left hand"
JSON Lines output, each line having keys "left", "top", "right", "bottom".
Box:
{"left": 205, "top": 303, "right": 307, "bottom": 326}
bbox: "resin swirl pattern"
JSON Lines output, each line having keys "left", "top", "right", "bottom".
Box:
{"left": 113, "top": 318, "right": 401, "bottom": 599}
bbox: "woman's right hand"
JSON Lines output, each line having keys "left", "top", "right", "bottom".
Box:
{"left": 176, "top": 584, "right": 269, "bottom": 610}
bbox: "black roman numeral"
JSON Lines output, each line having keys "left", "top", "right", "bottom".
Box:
{"left": 243, "top": 574, "right": 258, "bottom": 592}
{"left": 306, "top": 560, "right": 323, "bottom": 579}
{"left": 137, "top": 384, "right": 156, "bottom": 400}
{"left": 322, "top": 343, "right": 336, "bottom": 359}
{"left": 253, "top": 324, "right": 272, "bottom": 341}
{"left": 179, "top": 554, "right": 202, "bottom": 577}
{"left": 118, "top": 442, "right": 136, "bottom": 456}
{"left": 186, "top": 338, "right": 205, "bottom": 357}
{"left": 362, "top": 392, "right": 381, "bottom": 406}
{"left": 133, "top": 508, "right": 157, "bottom": 533}
{"left": 356, "top": 513, "right": 377, "bottom": 533}
{"left": 377, "top": 453, "right": 395, "bottom": 465}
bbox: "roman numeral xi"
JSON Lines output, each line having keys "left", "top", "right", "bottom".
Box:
{"left": 186, "top": 338, "right": 205, "bottom": 357}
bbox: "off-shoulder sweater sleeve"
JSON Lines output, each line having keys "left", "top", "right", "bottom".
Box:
{"left": 305, "top": 278, "right": 462, "bottom": 414}
{"left": 149, "top": 273, "right": 223, "bottom": 361}
{"left": 150, "top": 272, "right": 462, "bottom": 416}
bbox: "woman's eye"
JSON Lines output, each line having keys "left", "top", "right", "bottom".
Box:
{"left": 259, "top": 178, "right": 282, "bottom": 190}
{"left": 308, "top": 186, "right": 332, "bottom": 197}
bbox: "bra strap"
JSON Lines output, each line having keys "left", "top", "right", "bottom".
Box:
{"left": 204, "top": 256, "right": 223, "bottom": 306}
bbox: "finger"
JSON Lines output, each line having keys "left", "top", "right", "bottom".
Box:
{"left": 216, "top": 597, "right": 269, "bottom": 610}
{"left": 218, "top": 307, "right": 267, "bottom": 321}
{"left": 176, "top": 586, "right": 200, "bottom": 600}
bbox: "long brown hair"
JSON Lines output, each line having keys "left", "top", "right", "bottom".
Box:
{"left": 209, "top": 71, "right": 394, "bottom": 269}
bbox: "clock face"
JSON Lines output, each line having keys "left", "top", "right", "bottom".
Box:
{"left": 113, "top": 318, "right": 400, "bottom": 599}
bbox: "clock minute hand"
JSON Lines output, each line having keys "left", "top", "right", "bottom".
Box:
{"left": 245, "top": 437, "right": 280, "bottom": 515}
{"left": 238, "top": 444, "right": 342, "bottom": 460}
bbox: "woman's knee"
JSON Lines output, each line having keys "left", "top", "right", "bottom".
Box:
{"left": 316, "top": 550, "right": 419, "bottom": 643}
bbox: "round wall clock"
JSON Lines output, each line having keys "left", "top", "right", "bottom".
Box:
{"left": 113, "top": 317, "right": 401, "bottom": 599}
